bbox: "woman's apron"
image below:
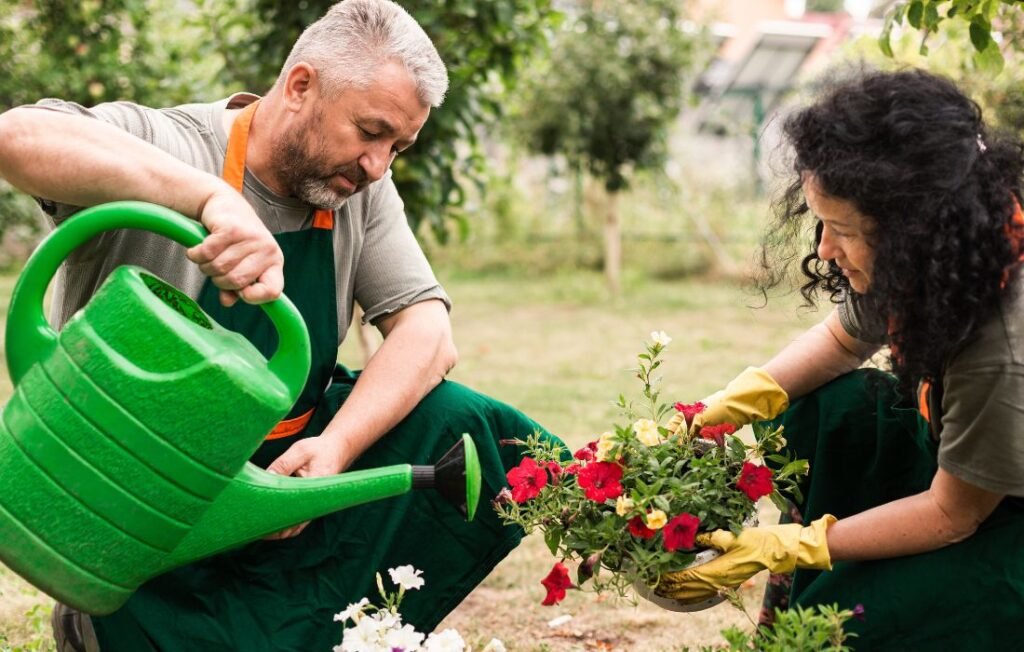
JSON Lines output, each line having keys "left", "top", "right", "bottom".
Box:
{"left": 767, "top": 369, "right": 1024, "bottom": 651}
{"left": 90, "top": 100, "right": 555, "bottom": 651}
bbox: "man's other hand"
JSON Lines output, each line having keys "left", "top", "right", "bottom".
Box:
{"left": 262, "top": 435, "right": 355, "bottom": 539}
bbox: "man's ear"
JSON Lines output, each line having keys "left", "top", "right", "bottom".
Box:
{"left": 281, "top": 62, "right": 319, "bottom": 112}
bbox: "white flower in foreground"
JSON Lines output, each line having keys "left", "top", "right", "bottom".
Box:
{"left": 423, "top": 628, "right": 466, "bottom": 652}
{"left": 385, "top": 623, "right": 426, "bottom": 651}
{"left": 481, "top": 638, "right": 508, "bottom": 652}
{"left": 334, "top": 598, "right": 370, "bottom": 623}
{"left": 650, "top": 330, "right": 672, "bottom": 346}
{"left": 340, "top": 614, "right": 389, "bottom": 652}
{"left": 388, "top": 565, "right": 425, "bottom": 591}
{"left": 633, "top": 418, "right": 662, "bottom": 446}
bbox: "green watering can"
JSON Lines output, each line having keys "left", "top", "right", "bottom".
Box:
{"left": 0, "top": 201, "right": 481, "bottom": 616}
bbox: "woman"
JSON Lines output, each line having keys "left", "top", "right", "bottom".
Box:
{"left": 658, "top": 69, "right": 1024, "bottom": 649}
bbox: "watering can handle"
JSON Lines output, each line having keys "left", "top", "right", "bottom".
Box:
{"left": 5, "top": 201, "right": 311, "bottom": 404}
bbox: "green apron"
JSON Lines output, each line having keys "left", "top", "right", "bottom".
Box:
{"left": 770, "top": 369, "right": 1024, "bottom": 651}
{"left": 89, "top": 100, "right": 557, "bottom": 650}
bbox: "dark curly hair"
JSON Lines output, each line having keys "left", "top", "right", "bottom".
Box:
{"left": 760, "top": 68, "right": 1024, "bottom": 391}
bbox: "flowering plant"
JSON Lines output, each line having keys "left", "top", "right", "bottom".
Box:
{"left": 495, "top": 332, "right": 810, "bottom": 605}
{"left": 333, "top": 565, "right": 505, "bottom": 652}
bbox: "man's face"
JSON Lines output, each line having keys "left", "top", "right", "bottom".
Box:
{"left": 273, "top": 61, "right": 430, "bottom": 210}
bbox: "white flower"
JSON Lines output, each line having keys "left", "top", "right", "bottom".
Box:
{"left": 481, "top": 638, "right": 508, "bottom": 652}
{"left": 650, "top": 330, "right": 672, "bottom": 346}
{"left": 633, "top": 418, "right": 663, "bottom": 446}
{"left": 340, "top": 615, "right": 389, "bottom": 652}
{"left": 384, "top": 623, "right": 426, "bottom": 651}
{"left": 334, "top": 598, "right": 370, "bottom": 623}
{"left": 388, "top": 565, "right": 425, "bottom": 591}
{"left": 423, "top": 628, "right": 465, "bottom": 652}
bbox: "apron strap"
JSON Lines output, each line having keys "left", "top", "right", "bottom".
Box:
{"left": 221, "top": 98, "right": 333, "bottom": 440}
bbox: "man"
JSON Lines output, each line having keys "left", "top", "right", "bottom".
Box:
{"left": 0, "top": 1, "right": 555, "bottom": 649}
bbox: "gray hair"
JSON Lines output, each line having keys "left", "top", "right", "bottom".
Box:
{"left": 278, "top": 0, "right": 448, "bottom": 107}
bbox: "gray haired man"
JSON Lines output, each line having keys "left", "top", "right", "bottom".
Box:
{"left": 0, "top": 1, "right": 557, "bottom": 649}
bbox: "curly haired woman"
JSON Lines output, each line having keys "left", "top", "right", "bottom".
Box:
{"left": 657, "top": 69, "right": 1024, "bottom": 649}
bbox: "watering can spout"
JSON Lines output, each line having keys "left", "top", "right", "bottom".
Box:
{"left": 166, "top": 434, "right": 482, "bottom": 569}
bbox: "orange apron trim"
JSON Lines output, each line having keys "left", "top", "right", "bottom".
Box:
{"left": 223, "top": 99, "right": 325, "bottom": 440}
{"left": 917, "top": 379, "right": 932, "bottom": 424}
{"left": 1001, "top": 195, "right": 1024, "bottom": 289}
{"left": 264, "top": 408, "right": 315, "bottom": 440}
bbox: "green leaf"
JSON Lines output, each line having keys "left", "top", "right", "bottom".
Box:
{"left": 973, "top": 42, "right": 1004, "bottom": 74}
{"left": 907, "top": 1, "right": 924, "bottom": 28}
{"left": 969, "top": 18, "right": 993, "bottom": 52}
{"left": 544, "top": 527, "right": 563, "bottom": 556}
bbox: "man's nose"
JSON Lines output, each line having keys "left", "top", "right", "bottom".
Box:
{"left": 361, "top": 144, "right": 394, "bottom": 182}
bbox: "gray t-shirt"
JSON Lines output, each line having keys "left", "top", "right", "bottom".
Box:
{"left": 838, "top": 271, "right": 1024, "bottom": 496}
{"left": 27, "top": 94, "right": 450, "bottom": 344}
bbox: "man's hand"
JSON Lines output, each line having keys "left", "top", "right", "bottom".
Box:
{"left": 187, "top": 189, "right": 284, "bottom": 307}
{"left": 655, "top": 515, "right": 836, "bottom": 603}
{"left": 262, "top": 435, "right": 356, "bottom": 539}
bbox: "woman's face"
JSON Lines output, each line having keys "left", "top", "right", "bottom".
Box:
{"left": 803, "top": 175, "right": 877, "bottom": 294}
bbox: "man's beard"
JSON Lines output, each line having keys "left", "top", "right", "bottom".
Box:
{"left": 271, "top": 110, "right": 369, "bottom": 210}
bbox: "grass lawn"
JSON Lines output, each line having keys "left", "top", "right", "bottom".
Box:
{"left": 0, "top": 264, "right": 823, "bottom": 651}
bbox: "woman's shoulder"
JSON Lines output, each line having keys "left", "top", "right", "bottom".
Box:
{"left": 949, "top": 267, "right": 1024, "bottom": 371}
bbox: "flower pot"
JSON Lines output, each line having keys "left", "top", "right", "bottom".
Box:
{"left": 632, "top": 513, "right": 759, "bottom": 613}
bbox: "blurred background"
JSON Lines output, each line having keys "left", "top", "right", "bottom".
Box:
{"left": 0, "top": 0, "right": 1021, "bottom": 649}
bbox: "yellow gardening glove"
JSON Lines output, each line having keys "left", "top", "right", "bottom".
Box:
{"left": 691, "top": 367, "right": 789, "bottom": 433}
{"left": 655, "top": 515, "right": 837, "bottom": 603}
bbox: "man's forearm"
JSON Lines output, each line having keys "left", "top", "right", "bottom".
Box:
{"left": 321, "top": 300, "right": 457, "bottom": 467}
{"left": 0, "top": 107, "right": 227, "bottom": 218}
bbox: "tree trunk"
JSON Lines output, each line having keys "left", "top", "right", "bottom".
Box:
{"left": 603, "top": 188, "right": 622, "bottom": 295}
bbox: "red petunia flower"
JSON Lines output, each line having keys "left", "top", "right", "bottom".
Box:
{"left": 673, "top": 401, "right": 707, "bottom": 426}
{"left": 563, "top": 463, "right": 582, "bottom": 475}
{"left": 662, "top": 512, "right": 701, "bottom": 552}
{"left": 506, "top": 457, "right": 548, "bottom": 503}
{"left": 700, "top": 423, "right": 737, "bottom": 447}
{"left": 574, "top": 442, "right": 597, "bottom": 462}
{"left": 546, "top": 461, "right": 563, "bottom": 481}
{"left": 736, "top": 462, "right": 774, "bottom": 501}
{"left": 540, "top": 562, "right": 573, "bottom": 606}
{"left": 576, "top": 461, "right": 624, "bottom": 502}
{"left": 628, "top": 515, "right": 656, "bottom": 540}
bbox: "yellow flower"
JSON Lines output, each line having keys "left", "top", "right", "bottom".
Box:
{"left": 615, "top": 496, "right": 634, "bottom": 516}
{"left": 645, "top": 509, "right": 668, "bottom": 530}
{"left": 596, "top": 431, "right": 616, "bottom": 461}
{"left": 633, "top": 418, "right": 662, "bottom": 446}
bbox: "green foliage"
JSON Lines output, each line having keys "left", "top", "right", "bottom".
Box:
{"left": 879, "top": 0, "right": 1024, "bottom": 73}
{"left": 0, "top": 0, "right": 219, "bottom": 110}
{"left": 512, "top": 0, "right": 703, "bottom": 193}
{"left": 844, "top": 11, "right": 1024, "bottom": 134}
{"left": 0, "top": 603, "right": 53, "bottom": 652}
{"left": 209, "top": 0, "right": 558, "bottom": 242}
{"left": 686, "top": 604, "right": 858, "bottom": 651}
